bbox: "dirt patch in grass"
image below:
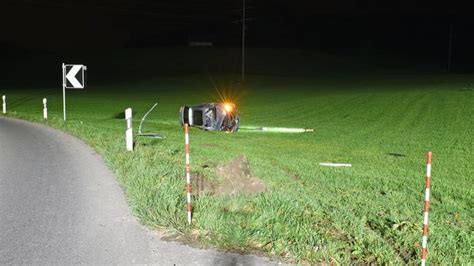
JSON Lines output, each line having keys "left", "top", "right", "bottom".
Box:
{"left": 192, "top": 173, "right": 216, "bottom": 196}
{"left": 193, "top": 155, "right": 268, "bottom": 196}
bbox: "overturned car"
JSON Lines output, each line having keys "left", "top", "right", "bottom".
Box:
{"left": 179, "top": 102, "right": 240, "bottom": 132}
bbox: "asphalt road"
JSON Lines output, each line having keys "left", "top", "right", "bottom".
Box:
{"left": 0, "top": 117, "right": 280, "bottom": 265}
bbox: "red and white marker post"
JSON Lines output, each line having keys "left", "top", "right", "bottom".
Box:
{"left": 421, "top": 151, "right": 432, "bottom": 266}
{"left": 184, "top": 123, "right": 192, "bottom": 225}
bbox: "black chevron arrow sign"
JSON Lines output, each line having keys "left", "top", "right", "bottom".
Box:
{"left": 64, "top": 64, "right": 87, "bottom": 89}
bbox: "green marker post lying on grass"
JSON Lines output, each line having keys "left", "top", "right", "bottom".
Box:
{"left": 240, "top": 126, "right": 314, "bottom": 133}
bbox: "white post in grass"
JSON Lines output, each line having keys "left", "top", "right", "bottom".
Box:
{"left": 125, "top": 108, "right": 133, "bottom": 151}
{"left": 2, "top": 95, "right": 6, "bottom": 114}
{"left": 43, "top": 98, "right": 48, "bottom": 119}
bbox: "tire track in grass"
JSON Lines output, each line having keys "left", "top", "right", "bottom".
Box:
{"left": 242, "top": 90, "right": 366, "bottom": 128}
{"left": 260, "top": 89, "right": 438, "bottom": 262}
{"left": 268, "top": 156, "right": 405, "bottom": 263}
{"left": 340, "top": 90, "right": 430, "bottom": 262}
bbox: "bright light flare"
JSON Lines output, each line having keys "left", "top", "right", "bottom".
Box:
{"left": 223, "top": 103, "right": 235, "bottom": 113}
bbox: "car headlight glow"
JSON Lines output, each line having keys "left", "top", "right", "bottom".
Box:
{"left": 223, "top": 103, "right": 234, "bottom": 113}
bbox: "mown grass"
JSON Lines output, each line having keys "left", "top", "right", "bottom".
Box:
{"left": 1, "top": 73, "right": 473, "bottom": 264}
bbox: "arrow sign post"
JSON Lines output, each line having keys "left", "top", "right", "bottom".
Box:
{"left": 62, "top": 63, "right": 87, "bottom": 121}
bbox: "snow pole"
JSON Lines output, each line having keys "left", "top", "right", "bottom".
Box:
{"left": 421, "top": 151, "right": 432, "bottom": 266}
{"left": 184, "top": 123, "right": 192, "bottom": 225}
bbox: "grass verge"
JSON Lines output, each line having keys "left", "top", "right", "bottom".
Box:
{"left": 1, "top": 73, "right": 473, "bottom": 264}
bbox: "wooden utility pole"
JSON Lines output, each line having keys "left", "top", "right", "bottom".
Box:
{"left": 447, "top": 23, "right": 453, "bottom": 73}
{"left": 241, "top": 0, "right": 246, "bottom": 81}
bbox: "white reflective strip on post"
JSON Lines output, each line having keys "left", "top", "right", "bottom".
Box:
{"left": 125, "top": 109, "right": 132, "bottom": 123}
{"left": 187, "top": 212, "right": 192, "bottom": 224}
{"left": 185, "top": 134, "right": 189, "bottom": 145}
{"left": 43, "top": 98, "right": 48, "bottom": 119}
{"left": 125, "top": 108, "right": 133, "bottom": 151}
{"left": 2, "top": 95, "right": 6, "bottom": 114}
{"left": 426, "top": 164, "right": 431, "bottom": 177}
{"left": 422, "top": 236, "right": 427, "bottom": 248}
{"left": 185, "top": 154, "right": 190, "bottom": 164}
{"left": 423, "top": 212, "right": 429, "bottom": 225}
{"left": 188, "top": 108, "right": 193, "bottom": 125}
{"left": 421, "top": 259, "right": 426, "bottom": 266}
{"left": 425, "top": 189, "right": 430, "bottom": 201}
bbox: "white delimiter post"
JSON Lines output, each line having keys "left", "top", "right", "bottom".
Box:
{"left": 125, "top": 108, "right": 133, "bottom": 151}
{"left": 2, "top": 95, "right": 6, "bottom": 114}
{"left": 43, "top": 98, "right": 48, "bottom": 119}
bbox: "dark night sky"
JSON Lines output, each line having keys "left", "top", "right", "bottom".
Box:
{"left": 1, "top": 0, "right": 473, "bottom": 73}
{"left": 0, "top": 1, "right": 468, "bottom": 48}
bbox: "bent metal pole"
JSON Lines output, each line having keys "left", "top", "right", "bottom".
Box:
{"left": 421, "top": 151, "right": 432, "bottom": 266}
{"left": 184, "top": 123, "right": 192, "bottom": 225}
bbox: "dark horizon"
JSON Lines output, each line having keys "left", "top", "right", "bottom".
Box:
{"left": 1, "top": 0, "right": 474, "bottom": 76}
